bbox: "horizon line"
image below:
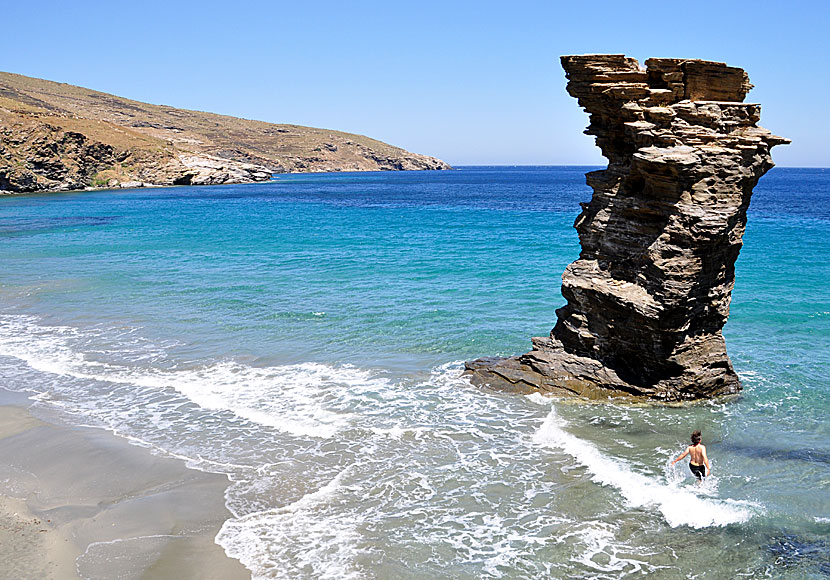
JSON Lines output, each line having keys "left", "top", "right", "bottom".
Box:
{"left": 446, "top": 164, "right": 826, "bottom": 169}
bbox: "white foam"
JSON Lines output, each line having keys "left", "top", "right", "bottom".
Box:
{"left": 0, "top": 315, "right": 389, "bottom": 439}
{"left": 367, "top": 425, "right": 432, "bottom": 440}
{"left": 217, "top": 468, "right": 365, "bottom": 580}
{"left": 4, "top": 314, "right": 763, "bottom": 576}
{"left": 532, "top": 407, "right": 757, "bottom": 528}
{"left": 525, "top": 392, "right": 555, "bottom": 406}
{"left": 429, "top": 360, "right": 473, "bottom": 389}
{"left": 556, "top": 522, "right": 668, "bottom": 575}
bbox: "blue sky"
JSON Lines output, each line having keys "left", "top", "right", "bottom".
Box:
{"left": 3, "top": 1, "right": 827, "bottom": 166}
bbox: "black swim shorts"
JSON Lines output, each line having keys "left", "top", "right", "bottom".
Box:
{"left": 690, "top": 463, "right": 706, "bottom": 479}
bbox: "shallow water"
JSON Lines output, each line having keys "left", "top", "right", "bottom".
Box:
{"left": 0, "top": 167, "right": 827, "bottom": 578}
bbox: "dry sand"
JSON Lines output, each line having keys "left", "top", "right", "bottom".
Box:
{"left": 0, "top": 395, "right": 250, "bottom": 580}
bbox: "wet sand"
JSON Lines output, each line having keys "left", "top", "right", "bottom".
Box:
{"left": 0, "top": 393, "right": 250, "bottom": 579}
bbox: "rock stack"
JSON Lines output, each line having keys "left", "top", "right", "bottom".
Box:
{"left": 465, "top": 55, "right": 789, "bottom": 400}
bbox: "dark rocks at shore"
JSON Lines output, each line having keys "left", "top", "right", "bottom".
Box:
{"left": 0, "top": 124, "right": 116, "bottom": 192}
{"left": 465, "top": 54, "right": 789, "bottom": 400}
{"left": 0, "top": 119, "right": 273, "bottom": 192}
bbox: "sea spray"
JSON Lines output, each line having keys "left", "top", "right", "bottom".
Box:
{"left": 217, "top": 468, "right": 366, "bottom": 580}
{"left": 532, "top": 407, "right": 758, "bottom": 528}
{"left": 0, "top": 315, "right": 384, "bottom": 439}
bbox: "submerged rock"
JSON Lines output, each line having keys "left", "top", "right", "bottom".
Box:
{"left": 465, "top": 55, "right": 789, "bottom": 400}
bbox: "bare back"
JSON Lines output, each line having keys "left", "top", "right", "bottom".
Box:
{"left": 672, "top": 438, "right": 711, "bottom": 476}
{"left": 688, "top": 443, "right": 706, "bottom": 465}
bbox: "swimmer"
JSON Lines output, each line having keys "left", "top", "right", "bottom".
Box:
{"left": 672, "top": 430, "right": 711, "bottom": 482}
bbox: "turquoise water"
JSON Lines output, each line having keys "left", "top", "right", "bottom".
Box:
{"left": 0, "top": 167, "right": 828, "bottom": 578}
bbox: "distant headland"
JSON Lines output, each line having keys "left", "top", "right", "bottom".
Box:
{"left": 0, "top": 71, "right": 451, "bottom": 194}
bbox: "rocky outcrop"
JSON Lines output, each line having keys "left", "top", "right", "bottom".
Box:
{"left": 0, "top": 113, "right": 274, "bottom": 192}
{"left": 156, "top": 154, "right": 273, "bottom": 186}
{"left": 0, "top": 119, "right": 119, "bottom": 193}
{"left": 0, "top": 117, "right": 272, "bottom": 193}
{"left": 465, "top": 55, "right": 789, "bottom": 400}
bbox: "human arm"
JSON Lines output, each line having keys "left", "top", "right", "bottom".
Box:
{"left": 671, "top": 447, "right": 690, "bottom": 465}
{"left": 702, "top": 446, "right": 711, "bottom": 476}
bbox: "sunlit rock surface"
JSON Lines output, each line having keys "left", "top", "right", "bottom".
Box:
{"left": 466, "top": 54, "right": 789, "bottom": 400}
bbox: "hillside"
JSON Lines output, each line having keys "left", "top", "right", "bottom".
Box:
{"left": 0, "top": 71, "right": 450, "bottom": 193}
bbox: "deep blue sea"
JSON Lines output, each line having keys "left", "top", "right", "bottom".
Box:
{"left": 0, "top": 166, "right": 828, "bottom": 578}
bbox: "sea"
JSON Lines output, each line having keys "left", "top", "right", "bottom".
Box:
{"left": 0, "top": 166, "right": 827, "bottom": 579}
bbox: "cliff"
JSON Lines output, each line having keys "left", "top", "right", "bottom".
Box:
{"left": 465, "top": 54, "right": 789, "bottom": 400}
{"left": 0, "top": 71, "right": 450, "bottom": 194}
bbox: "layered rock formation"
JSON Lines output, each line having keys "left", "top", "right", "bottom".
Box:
{"left": 0, "top": 113, "right": 273, "bottom": 192}
{"left": 0, "top": 71, "right": 450, "bottom": 194}
{"left": 466, "top": 55, "right": 789, "bottom": 400}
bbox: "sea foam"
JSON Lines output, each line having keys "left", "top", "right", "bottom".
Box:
{"left": 217, "top": 468, "right": 365, "bottom": 580}
{"left": 532, "top": 407, "right": 757, "bottom": 529}
{"left": 0, "top": 314, "right": 387, "bottom": 439}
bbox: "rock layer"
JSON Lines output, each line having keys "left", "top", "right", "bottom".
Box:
{"left": 465, "top": 55, "right": 789, "bottom": 400}
{"left": 0, "top": 113, "right": 273, "bottom": 192}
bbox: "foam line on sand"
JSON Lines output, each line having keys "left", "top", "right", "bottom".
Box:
{"left": 0, "top": 394, "right": 251, "bottom": 579}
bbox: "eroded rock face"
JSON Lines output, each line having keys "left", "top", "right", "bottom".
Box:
{"left": 0, "top": 120, "right": 273, "bottom": 193}
{"left": 0, "top": 121, "right": 119, "bottom": 193}
{"left": 465, "top": 55, "right": 789, "bottom": 400}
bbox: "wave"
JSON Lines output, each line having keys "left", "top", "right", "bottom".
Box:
{"left": 532, "top": 407, "right": 758, "bottom": 529}
{"left": 217, "top": 468, "right": 365, "bottom": 580}
{"left": 0, "top": 314, "right": 388, "bottom": 439}
{"left": 1, "top": 313, "right": 763, "bottom": 576}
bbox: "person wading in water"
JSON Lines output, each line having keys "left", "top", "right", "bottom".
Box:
{"left": 672, "top": 430, "right": 711, "bottom": 482}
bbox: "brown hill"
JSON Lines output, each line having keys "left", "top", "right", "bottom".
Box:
{"left": 0, "top": 71, "right": 450, "bottom": 193}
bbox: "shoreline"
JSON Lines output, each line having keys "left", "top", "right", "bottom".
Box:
{"left": 0, "top": 166, "right": 457, "bottom": 197}
{"left": 0, "top": 390, "right": 250, "bottom": 579}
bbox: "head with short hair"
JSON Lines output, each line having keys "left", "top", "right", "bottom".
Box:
{"left": 691, "top": 430, "right": 701, "bottom": 445}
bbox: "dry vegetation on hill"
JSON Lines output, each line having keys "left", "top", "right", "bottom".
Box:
{"left": 0, "top": 71, "right": 450, "bottom": 193}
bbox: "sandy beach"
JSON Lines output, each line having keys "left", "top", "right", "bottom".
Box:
{"left": 0, "top": 390, "right": 250, "bottom": 580}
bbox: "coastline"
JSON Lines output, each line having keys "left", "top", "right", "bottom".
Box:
{"left": 0, "top": 166, "right": 826, "bottom": 577}
{"left": 0, "top": 166, "right": 458, "bottom": 197}
{"left": 0, "top": 390, "right": 250, "bottom": 579}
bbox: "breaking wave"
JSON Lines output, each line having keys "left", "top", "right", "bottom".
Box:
{"left": 532, "top": 407, "right": 758, "bottom": 529}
